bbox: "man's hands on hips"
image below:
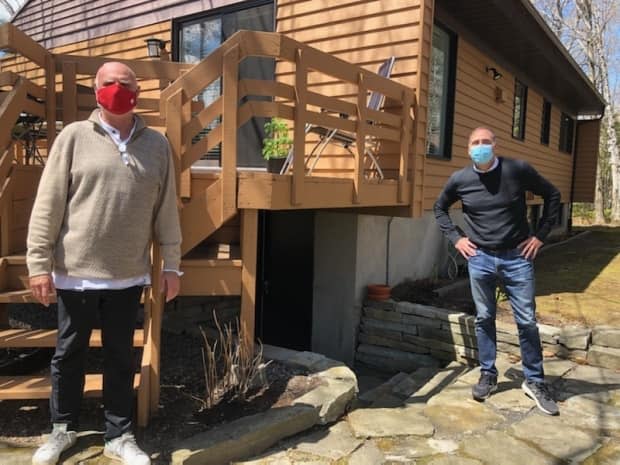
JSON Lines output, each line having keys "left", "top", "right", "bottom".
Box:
{"left": 519, "top": 236, "right": 543, "bottom": 260}
{"left": 161, "top": 271, "right": 181, "bottom": 302}
{"left": 29, "top": 274, "right": 55, "bottom": 307}
{"left": 455, "top": 237, "right": 478, "bottom": 259}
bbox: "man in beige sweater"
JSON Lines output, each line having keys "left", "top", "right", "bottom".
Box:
{"left": 27, "top": 62, "right": 182, "bottom": 465}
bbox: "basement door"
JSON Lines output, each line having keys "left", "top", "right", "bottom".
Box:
{"left": 257, "top": 210, "right": 314, "bottom": 351}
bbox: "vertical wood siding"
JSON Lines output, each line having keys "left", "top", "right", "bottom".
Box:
{"left": 423, "top": 36, "right": 576, "bottom": 210}
{"left": 573, "top": 119, "right": 600, "bottom": 203}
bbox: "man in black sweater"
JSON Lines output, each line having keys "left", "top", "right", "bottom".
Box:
{"left": 434, "top": 127, "right": 561, "bottom": 415}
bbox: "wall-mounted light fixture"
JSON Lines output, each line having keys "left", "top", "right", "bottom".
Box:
{"left": 145, "top": 38, "right": 167, "bottom": 58}
{"left": 485, "top": 66, "right": 503, "bottom": 80}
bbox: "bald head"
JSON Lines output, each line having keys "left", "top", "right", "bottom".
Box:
{"left": 95, "top": 62, "right": 138, "bottom": 91}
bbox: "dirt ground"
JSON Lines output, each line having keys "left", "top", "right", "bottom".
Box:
{"left": 393, "top": 226, "right": 620, "bottom": 328}
{"left": 0, "top": 328, "right": 321, "bottom": 463}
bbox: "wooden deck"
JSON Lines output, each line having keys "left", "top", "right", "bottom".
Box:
{"left": 0, "top": 23, "right": 418, "bottom": 426}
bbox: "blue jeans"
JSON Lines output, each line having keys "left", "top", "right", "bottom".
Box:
{"left": 467, "top": 247, "right": 544, "bottom": 383}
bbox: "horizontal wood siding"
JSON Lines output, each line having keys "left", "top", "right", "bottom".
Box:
{"left": 12, "top": 0, "right": 247, "bottom": 50}
{"left": 573, "top": 119, "right": 600, "bottom": 203}
{"left": 423, "top": 36, "right": 576, "bottom": 210}
{"left": 276, "top": 0, "right": 425, "bottom": 215}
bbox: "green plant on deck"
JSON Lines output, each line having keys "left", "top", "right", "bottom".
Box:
{"left": 262, "top": 117, "right": 292, "bottom": 160}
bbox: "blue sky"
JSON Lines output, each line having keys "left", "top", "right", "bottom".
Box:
{"left": 0, "top": 0, "right": 25, "bottom": 22}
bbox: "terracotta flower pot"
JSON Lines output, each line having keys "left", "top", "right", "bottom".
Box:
{"left": 367, "top": 284, "right": 391, "bottom": 301}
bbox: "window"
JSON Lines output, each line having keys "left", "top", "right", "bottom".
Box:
{"left": 559, "top": 112, "right": 575, "bottom": 154}
{"left": 540, "top": 99, "right": 551, "bottom": 145}
{"left": 512, "top": 79, "right": 528, "bottom": 140}
{"left": 173, "top": 0, "right": 275, "bottom": 167}
{"left": 426, "top": 22, "right": 457, "bottom": 159}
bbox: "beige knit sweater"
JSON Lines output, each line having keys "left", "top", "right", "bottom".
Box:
{"left": 27, "top": 110, "right": 182, "bottom": 278}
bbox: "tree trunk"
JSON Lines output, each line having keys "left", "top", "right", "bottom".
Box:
{"left": 594, "top": 151, "right": 607, "bottom": 223}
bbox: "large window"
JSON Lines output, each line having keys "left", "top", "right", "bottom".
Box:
{"left": 559, "top": 112, "right": 575, "bottom": 154}
{"left": 512, "top": 79, "right": 528, "bottom": 140}
{"left": 173, "top": 0, "right": 274, "bottom": 167}
{"left": 426, "top": 22, "right": 457, "bottom": 159}
{"left": 540, "top": 99, "right": 551, "bottom": 145}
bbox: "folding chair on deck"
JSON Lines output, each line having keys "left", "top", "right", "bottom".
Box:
{"left": 280, "top": 56, "right": 396, "bottom": 178}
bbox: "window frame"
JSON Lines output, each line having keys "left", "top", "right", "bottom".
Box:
{"left": 425, "top": 20, "right": 458, "bottom": 160}
{"left": 512, "top": 79, "right": 528, "bottom": 141}
{"left": 540, "top": 98, "right": 551, "bottom": 145}
{"left": 559, "top": 112, "right": 575, "bottom": 154}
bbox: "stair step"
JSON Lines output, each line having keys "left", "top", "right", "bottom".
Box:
{"left": 0, "top": 374, "right": 141, "bottom": 400}
{"left": 0, "top": 289, "right": 55, "bottom": 303}
{"left": 0, "top": 328, "right": 145, "bottom": 348}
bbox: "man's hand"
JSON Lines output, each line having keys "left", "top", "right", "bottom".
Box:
{"left": 161, "top": 271, "right": 181, "bottom": 302}
{"left": 29, "top": 274, "right": 55, "bottom": 307}
{"left": 455, "top": 237, "right": 478, "bottom": 259}
{"left": 518, "top": 236, "right": 543, "bottom": 260}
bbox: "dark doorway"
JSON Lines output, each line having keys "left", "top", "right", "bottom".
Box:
{"left": 257, "top": 210, "right": 314, "bottom": 351}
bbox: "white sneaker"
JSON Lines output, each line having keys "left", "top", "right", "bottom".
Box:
{"left": 103, "top": 432, "right": 151, "bottom": 465}
{"left": 32, "top": 423, "right": 77, "bottom": 465}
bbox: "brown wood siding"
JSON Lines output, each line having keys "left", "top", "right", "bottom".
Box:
{"left": 423, "top": 36, "right": 575, "bottom": 210}
{"left": 573, "top": 119, "right": 600, "bottom": 203}
{"left": 12, "top": 0, "right": 247, "bottom": 50}
{"left": 276, "top": 0, "right": 425, "bottom": 216}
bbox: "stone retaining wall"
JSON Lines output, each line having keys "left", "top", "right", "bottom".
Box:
{"left": 355, "top": 300, "right": 620, "bottom": 372}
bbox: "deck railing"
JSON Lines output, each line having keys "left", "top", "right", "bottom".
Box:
{"left": 160, "top": 30, "right": 417, "bottom": 214}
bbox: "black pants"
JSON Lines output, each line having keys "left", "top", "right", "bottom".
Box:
{"left": 50, "top": 286, "right": 142, "bottom": 440}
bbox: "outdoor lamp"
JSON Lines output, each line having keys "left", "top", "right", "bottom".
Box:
{"left": 145, "top": 38, "right": 167, "bottom": 58}
{"left": 486, "top": 66, "right": 503, "bottom": 80}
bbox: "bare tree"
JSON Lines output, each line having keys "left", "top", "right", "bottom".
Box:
{"left": 533, "top": 0, "right": 620, "bottom": 223}
{"left": 0, "top": 0, "right": 16, "bottom": 18}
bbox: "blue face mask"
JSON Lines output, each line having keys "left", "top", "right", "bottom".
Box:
{"left": 469, "top": 144, "right": 494, "bottom": 165}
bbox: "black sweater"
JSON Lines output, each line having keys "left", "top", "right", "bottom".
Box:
{"left": 434, "top": 157, "right": 561, "bottom": 249}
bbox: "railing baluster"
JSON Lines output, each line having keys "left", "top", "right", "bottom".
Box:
{"left": 45, "top": 55, "right": 56, "bottom": 151}
{"left": 166, "top": 89, "right": 185, "bottom": 200}
{"left": 222, "top": 44, "right": 239, "bottom": 222}
{"left": 399, "top": 91, "right": 413, "bottom": 204}
{"left": 292, "top": 48, "right": 307, "bottom": 206}
{"left": 61, "top": 62, "right": 77, "bottom": 126}
{"left": 354, "top": 72, "right": 366, "bottom": 204}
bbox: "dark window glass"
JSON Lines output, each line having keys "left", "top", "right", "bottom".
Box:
{"left": 559, "top": 112, "right": 575, "bottom": 154}
{"left": 540, "top": 99, "right": 551, "bottom": 145}
{"left": 512, "top": 79, "right": 528, "bottom": 140}
{"left": 175, "top": 1, "right": 274, "bottom": 167}
{"left": 426, "top": 22, "right": 457, "bottom": 159}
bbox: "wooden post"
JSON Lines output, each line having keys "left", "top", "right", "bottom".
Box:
{"left": 1, "top": 193, "right": 11, "bottom": 256}
{"left": 45, "top": 54, "right": 56, "bottom": 152}
{"left": 221, "top": 45, "right": 239, "bottom": 223}
{"left": 137, "top": 286, "right": 152, "bottom": 427}
{"left": 61, "top": 62, "right": 77, "bottom": 126}
{"left": 398, "top": 91, "right": 413, "bottom": 204}
{"left": 240, "top": 209, "right": 258, "bottom": 350}
{"left": 165, "top": 89, "right": 186, "bottom": 199}
{"left": 354, "top": 72, "right": 366, "bottom": 204}
{"left": 292, "top": 48, "right": 307, "bottom": 206}
{"left": 148, "top": 244, "right": 164, "bottom": 415}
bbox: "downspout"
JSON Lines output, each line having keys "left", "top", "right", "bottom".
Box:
{"left": 568, "top": 121, "right": 580, "bottom": 234}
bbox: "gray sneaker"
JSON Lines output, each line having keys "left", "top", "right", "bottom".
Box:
{"left": 522, "top": 380, "right": 559, "bottom": 415}
{"left": 472, "top": 372, "right": 498, "bottom": 401}
{"left": 32, "top": 423, "right": 77, "bottom": 465}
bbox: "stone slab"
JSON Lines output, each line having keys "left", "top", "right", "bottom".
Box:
{"left": 347, "top": 405, "right": 434, "bottom": 438}
{"left": 559, "top": 395, "right": 620, "bottom": 435}
{"left": 461, "top": 430, "right": 556, "bottom": 465}
{"left": 417, "top": 326, "right": 478, "bottom": 348}
{"left": 362, "top": 318, "right": 418, "bottom": 335}
{"left": 347, "top": 442, "right": 384, "bottom": 465}
{"left": 488, "top": 386, "right": 536, "bottom": 412}
{"left": 364, "top": 307, "right": 403, "bottom": 322}
{"left": 537, "top": 323, "right": 561, "bottom": 344}
{"left": 559, "top": 364, "right": 620, "bottom": 405}
{"left": 510, "top": 413, "right": 602, "bottom": 460}
{"left": 171, "top": 405, "right": 319, "bottom": 465}
{"left": 427, "top": 456, "right": 482, "bottom": 465}
{"left": 364, "top": 300, "right": 397, "bottom": 311}
{"left": 407, "top": 364, "right": 469, "bottom": 404}
{"left": 358, "top": 372, "right": 409, "bottom": 403}
{"left": 293, "top": 378, "right": 356, "bottom": 424}
{"left": 587, "top": 345, "right": 620, "bottom": 370}
{"left": 592, "top": 326, "right": 620, "bottom": 349}
{"left": 357, "top": 344, "right": 440, "bottom": 371}
{"left": 558, "top": 326, "right": 591, "bottom": 350}
{"left": 376, "top": 437, "right": 458, "bottom": 461}
{"left": 358, "top": 333, "right": 430, "bottom": 354}
{"left": 581, "top": 440, "right": 620, "bottom": 465}
{"left": 293, "top": 422, "right": 361, "bottom": 460}
{"left": 0, "top": 447, "right": 32, "bottom": 465}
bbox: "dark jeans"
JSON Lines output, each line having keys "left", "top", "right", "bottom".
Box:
{"left": 467, "top": 248, "right": 544, "bottom": 383}
{"left": 50, "top": 286, "right": 142, "bottom": 440}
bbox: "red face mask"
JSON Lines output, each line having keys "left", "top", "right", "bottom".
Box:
{"left": 96, "top": 83, "right": 137, "bottom": 115}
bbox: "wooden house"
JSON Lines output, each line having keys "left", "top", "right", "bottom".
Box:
{"left": 0, "top": 0, "right": 604, "bottom": 425}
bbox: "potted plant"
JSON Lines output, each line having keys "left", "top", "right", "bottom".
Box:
{"left": 262, "top": 117, "right": 292, "bottom": 174}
